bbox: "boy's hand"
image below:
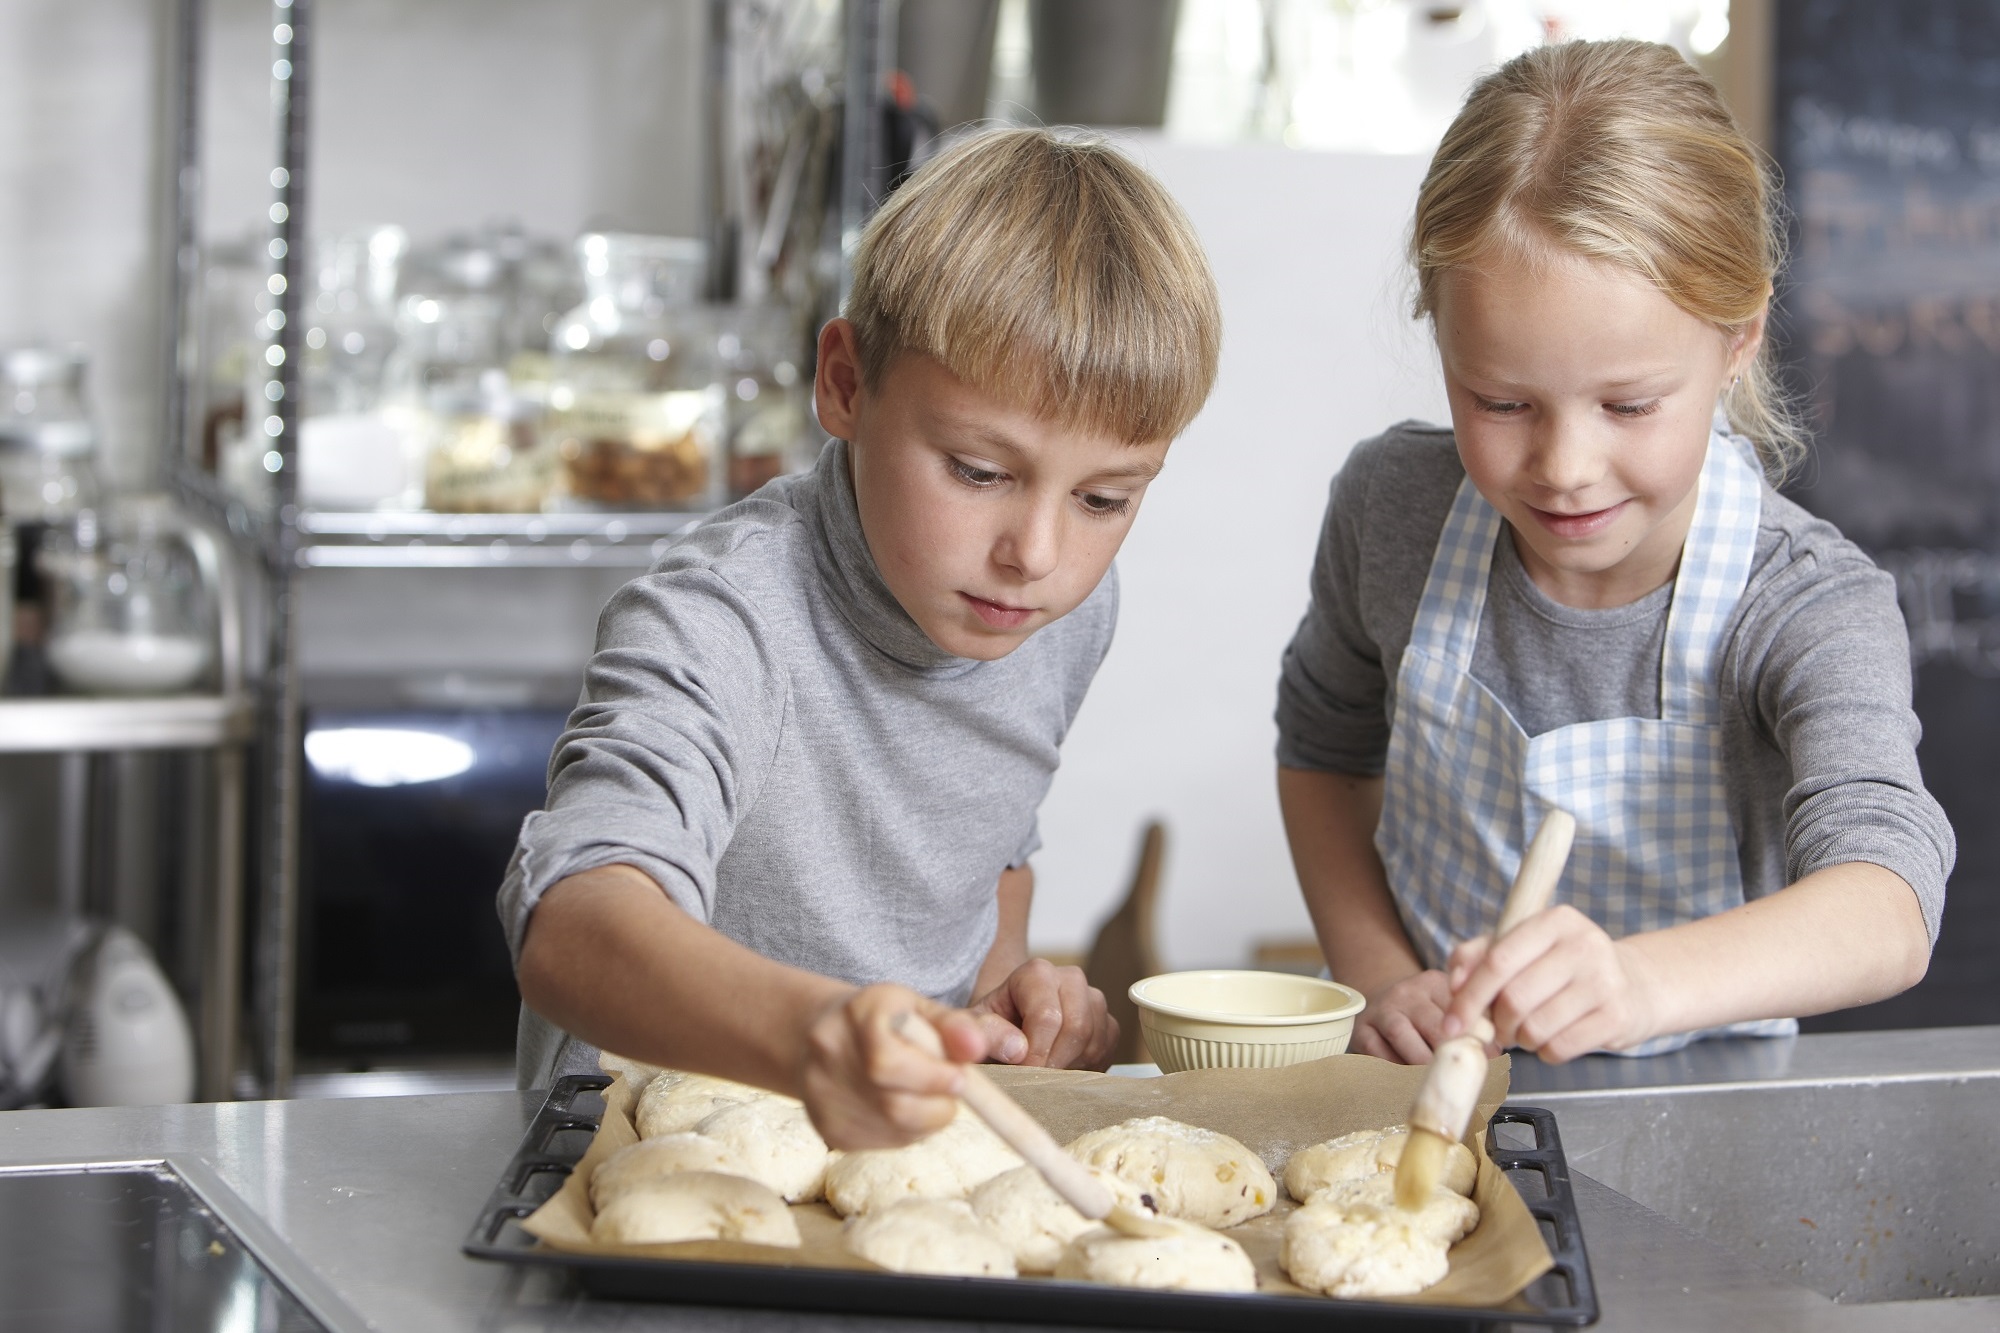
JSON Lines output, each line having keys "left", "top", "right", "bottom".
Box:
{"left": 801, "top": 983, "right": 989, "bottom": 1150}
{"left": 1443, "top": 905, "right": 1661, "bottom": 1062}
{"left": 967, "top": 959, "right": 1117, "bottom": 1071}
{"left": 1352, "top": 969, "right": 1454, "bottom": 1064}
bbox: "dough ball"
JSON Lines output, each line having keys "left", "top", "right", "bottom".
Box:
{"left": 843, "top": 1199, "right": 1017, "bottom": 1278}
{"left": 590, "top": 1133, "right": 739, "bottom": 1210}
{"left": 824, "top": 1107, "right": 1023, "bottom": 1216}
{"left": 1283, "top": 1126, "right": 1476, "bottom": 1202}
{"left": 1064, "top": 1116, "right": 1276, "bottom": 1229}
{"left": 591, "top": 1171, "right": 802, "bottom": 1248}
{"left": 1280, "top": 1201, "right": 1449, "bottom": 1297}
{"left": 1305, "top": 1175, "right": 1480, "bottom": 1247}
{"left": 969, "top": 1163, "right": 1149, "bottom": 1275}
{"left": 598, "top": 1051, "right": 665, "bottom": 1087}
{"left": 634, "top": 1070, "right": 776, "bottom": 1139}
{"left": 693, "top": 1098, "right": 832, "bottom": 1203}
{"left": 1054, "top": 1216, "right": 1257, "bottom": 1293}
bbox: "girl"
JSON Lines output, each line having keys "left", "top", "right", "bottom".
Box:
{"left": 1275, "top": 40, "right": 1952, "bottom": 1064}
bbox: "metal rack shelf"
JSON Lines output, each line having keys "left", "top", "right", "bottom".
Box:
{"left": 0, "top": 694, "right": 258, "bottom": 753}
{"left": 294, "top": 509, "right": 711, "bottom": 569}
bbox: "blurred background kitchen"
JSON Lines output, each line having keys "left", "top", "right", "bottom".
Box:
{"left": 2, "top": 0, "right": 1993, "bottom": 1107}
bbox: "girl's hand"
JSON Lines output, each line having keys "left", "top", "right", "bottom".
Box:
{"left": 1352, "top": 969, "right": 1455, "bottom": 1064}
{"left": 1442, "top": 906, "right": 1662, "bottom": 1062}
{"left": 800, "top": 984, "right": 988, "bottom": 1150}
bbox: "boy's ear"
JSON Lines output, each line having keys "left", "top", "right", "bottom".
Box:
{"left": 813, "top": 317, "right": 865, "bottom": 441}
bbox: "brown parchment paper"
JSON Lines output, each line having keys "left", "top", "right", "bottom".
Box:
{"left": 520, "top": 1055, "right": 1554, "bottom": 1308}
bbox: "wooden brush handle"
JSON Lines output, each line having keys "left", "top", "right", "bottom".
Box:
{"left": 1407, "top": 808, "right": 1578, "bottom": 1144}
{"left": 1496, "top": 809, "right": 1575, "bottom": 940}
{"left": 959, "top": 1066, "right": 1115, "bottom": 1221}
{"left": 888, "top": 1011, "right": 1114, "bottom": 1222}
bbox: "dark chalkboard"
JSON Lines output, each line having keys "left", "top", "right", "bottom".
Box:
{"left": 1775, "top": 0, "right": 2000, "bottom": 1029}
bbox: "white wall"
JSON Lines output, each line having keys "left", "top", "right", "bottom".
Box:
{"left": 1027, "top": 140, "right": 1448, "bottom": 969}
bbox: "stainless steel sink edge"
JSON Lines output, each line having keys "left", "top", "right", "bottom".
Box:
{"left": 0, "top": 1155, "right": 375, "bottom": 1333}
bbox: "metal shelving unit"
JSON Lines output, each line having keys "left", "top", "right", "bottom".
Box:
{"left": 294, "top": 509, "right": 710, "bottom": 569}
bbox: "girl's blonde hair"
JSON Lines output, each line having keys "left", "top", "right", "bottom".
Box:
{"left": 848, "top": 128, "right": 1221, "bottom": 444}
{"left": 1411, "top": 39, "right": 1804, "bottom": 480}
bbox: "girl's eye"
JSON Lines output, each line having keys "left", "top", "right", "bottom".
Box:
{"left": 946, "top": 457, "right": 1005, "bottom": 487}
{"left": 1607, "top": 399, "right": 1662, "bottom": 418}
{"left": 1474, "top": 396, "right": 1527, "bottom": 415}
{"left": 1078, "top": 492, "right": 1132, "bottom": 518}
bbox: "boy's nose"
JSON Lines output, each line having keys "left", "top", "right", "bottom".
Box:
{"left": 994, "top": 498, "right": 1062, "bottom": 583}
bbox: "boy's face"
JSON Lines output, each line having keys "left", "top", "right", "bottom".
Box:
{"left": 815, "top": 320, "right": 1170, "bottom": 661}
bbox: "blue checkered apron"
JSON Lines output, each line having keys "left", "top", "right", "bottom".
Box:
{"left": 1376, "top": 430, "right": 1796, "bottom": 1055}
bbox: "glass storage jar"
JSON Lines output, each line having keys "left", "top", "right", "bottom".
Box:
{"left": 716, "top": 304, "right": 812, "bottom": 500}
{"left": 546, "top": 234, "right": 722, "bottom": 509}
{"left": 38, "top": 496, "right": 212, "bottom": 696}
{"left": 0, "top": 347, "right": 102, "bottom": 527}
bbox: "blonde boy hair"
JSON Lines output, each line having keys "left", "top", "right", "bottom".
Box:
{"left": 1411, "top": 40, "right": 1805, "bottom": 480}
{"left": 847, "top": 128, "right": 1221, "bottom": 445}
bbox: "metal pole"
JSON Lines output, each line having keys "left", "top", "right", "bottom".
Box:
{"left": 255, "top": 0, "right": 309, "bottom": 1099}
{"left": 838, "top": 0, "right": 889, "bottom": 304}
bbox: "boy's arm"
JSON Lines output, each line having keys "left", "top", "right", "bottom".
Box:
{"left": 1278, "top": 765, "right": 1452, "bottom": 1064}
{"left": 964, "top": 865, "right": 1118, "bottom": 1071}
{"left": 517, "top": 863, "right": 992, "bottom": 1149}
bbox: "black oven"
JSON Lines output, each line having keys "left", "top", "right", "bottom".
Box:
{"left": 298, "top": 706, "right": 567, "bottom": 1060}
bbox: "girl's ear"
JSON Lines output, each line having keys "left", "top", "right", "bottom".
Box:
{"left": 1727, "top": 299, "right": 1770, "bottom": 379}
{"left": 813, "top": 318, "right": 866, "bottom": 441}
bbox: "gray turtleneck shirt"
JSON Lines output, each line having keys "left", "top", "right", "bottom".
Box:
{"left": 499, "top": 438, "right": 1118, "bottom": 1087}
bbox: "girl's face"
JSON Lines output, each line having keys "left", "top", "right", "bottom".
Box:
{"left": 1434, "top": 248, "right": 1763, "bottom": 610}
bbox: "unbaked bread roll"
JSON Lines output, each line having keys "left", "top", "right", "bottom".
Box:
{"left": 824, "top": 1107, "right": 1023, "bottom": 1216}
{"left": 634, "top": 1070, "right": 776, "bottom": 1138}
{"left": 590, "top": 1132, "right": 738, "bottom": 1209}
{"left": 590, "top": 1170, "right": 802, "bottom": 1248}
{"left": 1280, "top": 1200, "right": 1448, "bottom": 1297}
{"left": 1305, "top": 1174, "right": 1480, "bottom": 1246}
{"left": 1054, "top": 1215, "right": 1257, "bottom": 1293}
{"left": 843, "top": 1199, "right": 1018, "bottom": 1278}
{"left": 692, "top": 1098, "right": 832, "bottom": 1203}
{"left": 1064, "top": 1116, "right": 1275, "bottom": 1229}
{"left": 970, "top": 1163, "right": 1151, "bottom": 1274}
{"left": 598, "top": 1051, "right": 666, "bottom": 1087}
{"left": 1283, "top": 1125, "right": 1476, "bottom": 1202}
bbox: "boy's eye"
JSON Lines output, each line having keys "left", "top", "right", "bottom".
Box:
{"left": 946, "top": 457, "right": 1005, "bottom": 487}
{"left": 1474, "top": 396, "right": 1527, "bottom": 415}
{"left": 1607, "top": 399, "right": 1663, "bottom": 418}
{"left": 1078, "top": 491, "right": 1132, "bottom": 518}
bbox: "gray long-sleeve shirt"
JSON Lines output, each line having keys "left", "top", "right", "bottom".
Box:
{"left": 1276, "top": 423, "right": 1952, "bottom": 942}
{"left": 500, "top": 438, "right": 1117, "bottom": 1085}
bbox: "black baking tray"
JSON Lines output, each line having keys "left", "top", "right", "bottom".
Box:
{"left": 463, "top": 1075, "right": 1599, "bottom": 1330}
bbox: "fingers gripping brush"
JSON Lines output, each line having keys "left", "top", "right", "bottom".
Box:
{"left": 1393, "top": 808, "right": 1576, "bottom": 1211}
{"left": 892, "top": 1012, "right": 1174, "bottom": 1237}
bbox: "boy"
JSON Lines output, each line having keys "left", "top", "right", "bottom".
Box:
{"left": 500, "top": 129, "right": 1221, "bottom": 1149}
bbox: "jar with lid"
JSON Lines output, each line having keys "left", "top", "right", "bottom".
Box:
{"left": 546, "top": 234, "right": 722, "bottom": 510}
{"left": 715, "top": 304, "right": 813, "bottom": 499}
{"left": 0, "top": 347, "right": 102, "bottom": 526}
{"left": 292, "top": 226, "right": 410, "bottom": 511}
{"left": 2, "top": 347, "right": 105, "bottom": 659}
{"left": 38, "top": 496, "right": 212, "bottom": 696}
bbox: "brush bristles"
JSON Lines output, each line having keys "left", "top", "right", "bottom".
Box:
{"left": 1394, "top": 1129, "right": 1450, "bottom": 1210}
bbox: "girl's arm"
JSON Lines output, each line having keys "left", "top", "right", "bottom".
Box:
{"left": 1442, "top": 860, "right": 1929, "bottom": 1060}
{"left": 1278, "top": 765, "right": 1453, "bottom": 1063}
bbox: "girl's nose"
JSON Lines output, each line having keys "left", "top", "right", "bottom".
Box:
{"left": 1527, "top": 415, "right": 1601, "bottom": 495}
{"left": 994, "top": 497, "right": 1061, "bottom": 583}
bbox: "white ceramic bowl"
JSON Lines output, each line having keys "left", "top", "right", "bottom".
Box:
{"left": 1128, "top": 970, "right": 1367, "bottom": 1073}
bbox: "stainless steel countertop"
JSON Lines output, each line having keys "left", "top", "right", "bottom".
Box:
{"left": 4, "top": 1031, "right": 1998, "bottom": 1332}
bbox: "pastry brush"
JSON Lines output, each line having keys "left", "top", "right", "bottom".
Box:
{"left": 1393, "top": 807, "right": 1575, "bottom": 1210}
